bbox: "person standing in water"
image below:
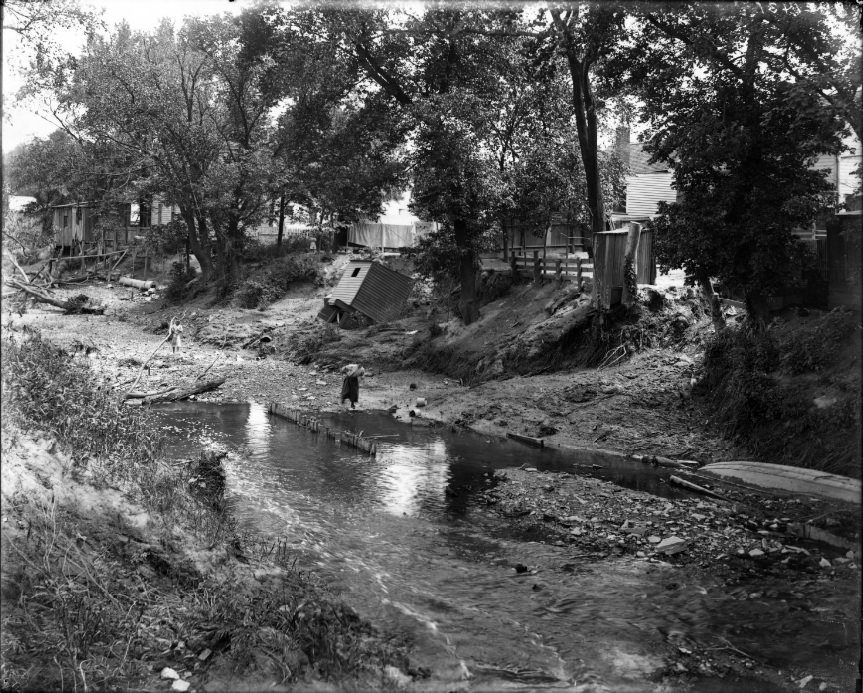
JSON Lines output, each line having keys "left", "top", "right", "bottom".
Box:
{"left": 339, "top": 363, "right": 365, "bottom": 410}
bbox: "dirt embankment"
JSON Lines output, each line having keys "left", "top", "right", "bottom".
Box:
{"left": 7, "top": 255, "right": 741, "bottom": 466}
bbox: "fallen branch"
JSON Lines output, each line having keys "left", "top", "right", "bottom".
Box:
{"left": 126, "top": 319, "right": 175, "bottom": 394}
{"left": 669, "top": 474, "right": 728, "bottom": 500}
{"left": 5, "top": 278, "right": 105, "bottom": 314}
{"left": 108, "top": 249, "right": 127, "bottom": 275}
{"left": 3, "top": 251, "right": 31, "bottom": 284}
{"left": 125, "top": 313, "right": 188, "bottom": 394}
{"left": 194, "top": 354, "right": 221, "bottom": 382}
{"left": 140, "top": 377, "right": 227, "bottom": 404}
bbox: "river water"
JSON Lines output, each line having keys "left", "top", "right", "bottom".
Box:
{"left": 154, "top": 401, "right": 859, "bottom": 692}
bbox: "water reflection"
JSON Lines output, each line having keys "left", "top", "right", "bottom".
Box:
{"left": 378, "top": 440, "right": 449, "bottom": 516}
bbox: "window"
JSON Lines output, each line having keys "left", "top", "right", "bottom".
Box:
{"left": 63, "top": 213, "right": 69, "bottom": 228}
{"left": 351, "top": 267, "right": 361, "bottom": 277}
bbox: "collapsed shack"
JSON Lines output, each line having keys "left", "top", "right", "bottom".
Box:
{"left": 317, "top": 260, "right": 414, "bottom": 327}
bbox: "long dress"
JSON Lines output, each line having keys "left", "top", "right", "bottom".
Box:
{"left": 341, "top": 375, "right": 359, "bottom": 406}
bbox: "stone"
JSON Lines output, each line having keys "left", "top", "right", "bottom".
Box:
{"left": 160, "top": 668, "right": 180, "bottom": 680}
{"left": 655, "top": 536, "right": 687, "bottom": 555}
{"left": 647, "top": 535, "right": 662, "bottom": 544}
{"left": 171, "top": 681, "right": 190, "bottom": 692}
{"left": 748, "top": 549, "right": 764, "bottom": 558}
{"left": 819, "top": 557, "right": 832, "bottom": 568}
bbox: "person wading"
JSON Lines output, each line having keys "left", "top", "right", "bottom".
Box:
{"left": 339, "top": 363, "right": 365, "bottom": 410}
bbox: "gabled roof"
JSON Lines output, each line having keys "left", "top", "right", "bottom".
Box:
{"left": 628, "top": 143, "right": 671, "bottom": 175}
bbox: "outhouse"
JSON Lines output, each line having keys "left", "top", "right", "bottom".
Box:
{"left": 318, "top": 260, "right": 414, "bottom": 324}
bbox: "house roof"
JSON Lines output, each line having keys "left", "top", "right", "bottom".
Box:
{"left": 627, "top": 143, "right": 671, "bottom": 174}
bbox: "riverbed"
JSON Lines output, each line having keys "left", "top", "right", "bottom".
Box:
{"left": 153, "top": 401, "right": 860, "bottom": 692}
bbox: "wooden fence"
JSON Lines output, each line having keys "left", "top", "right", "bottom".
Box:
{"left": 501, "top": 252, "right": 595, "bottom": 284}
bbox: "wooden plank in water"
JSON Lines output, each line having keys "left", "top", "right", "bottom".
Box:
{"left": 506, "top": 432, "right": 544, "bottom": 448}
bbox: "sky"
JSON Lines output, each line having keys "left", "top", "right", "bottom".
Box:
{"left": 2, "top": 0, "right": 244, "bottom": 154}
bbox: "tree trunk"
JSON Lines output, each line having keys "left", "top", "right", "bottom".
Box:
{"left": 621, "top": 221, "right": 642, "bottom": 308}
{"left": 277, "top": 193, "right": 286, "bottom": 248}
{"left": 183, "top": 210, "right": 212, "bottom": 284}
{"left": 6, "top": 279, "right": 105, "bottom": 314}
{"left": 696, "top": 270, "right": 726, "bottom": 331}
{"left": 454, "top": 218, "right": 479, "bottom": 325}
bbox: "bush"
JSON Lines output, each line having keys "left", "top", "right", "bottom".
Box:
{"left": 700, "top": 317, "right": 861, "bottom": 478}
{"left": 1, "top": 328, "right": 162, "bottom": 473}
{"left": 164, "top": 261, "right": 199, "bottom": 304}
{"left": 235, "top": 255, "right": 321, "bottom": 309}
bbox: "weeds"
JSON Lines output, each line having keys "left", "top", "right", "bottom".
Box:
{"left": 1, "top": 329, "right": 163, "bottom": 476}
{"left": 700, "top": 311, "right": 861, "bottom": 477}
{"left": 235, "top": 255, "right": 321, "bottom": 309}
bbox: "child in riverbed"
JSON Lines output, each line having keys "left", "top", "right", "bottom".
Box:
{"left": 168, "top": 320, "right": 183, "bottom": 355}
{"left": 339, "top": 363, "right": 365, "bottom": 410}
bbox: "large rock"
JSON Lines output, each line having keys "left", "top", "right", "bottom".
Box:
{"left": 655, "top": 536, "right": 687, "bottom": 555}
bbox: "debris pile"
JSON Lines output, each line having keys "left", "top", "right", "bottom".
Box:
{"left": 480, "top": 468, "right": 861, "bottom": 574}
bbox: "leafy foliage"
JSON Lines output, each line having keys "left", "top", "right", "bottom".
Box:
{"left": 700, "top": 312, "right": 860, "bottom": 477}
{"left": 1, "top": 328, "right": 162, "bottom": 470}
{"left": 627, "top": 3, "right": 854, "bottom": 322}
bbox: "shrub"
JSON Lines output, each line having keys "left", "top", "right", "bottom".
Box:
{"left": 164, "top": 261, "right": 199, "bottom": 304}
{"left": 235, "top": 255, "right": 321, "bottom": 309}
{"left": 1, "top": 328, "right": 163, "bottom": 474}
{"left": 700, "top": 317, "right": 861, "bottom": 478}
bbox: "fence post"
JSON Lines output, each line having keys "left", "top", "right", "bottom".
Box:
{"left": 510, "top": 251, "right": 518, "bottom": 282}
{"left": 533, "top": 250, "right": 541, "bottom": 284}
{"left": 576, "top": 257, "right": 582, "bottom": 289}
{"left": 555, "top": 258, "right": 562, "bottom": 284}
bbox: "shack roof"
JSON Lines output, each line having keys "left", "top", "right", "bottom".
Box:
{"left": 327, "top": 260, "right": 414, "bottom": 323}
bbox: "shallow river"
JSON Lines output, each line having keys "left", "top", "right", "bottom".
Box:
{"left": 154, "top": 401, "right": 859, "bottom": 692}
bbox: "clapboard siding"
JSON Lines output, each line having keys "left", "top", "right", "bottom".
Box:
{"left": 328, "top": 261, "right": 414, "bottom": 322}
{"left": 330, "top": 262, "right": 371, "bottom": 306}
{"left": 352, "top": 263, "right": 414, "bottom": 322}
{"left": 625, "top": 172, "right": 676, "bottom": 217}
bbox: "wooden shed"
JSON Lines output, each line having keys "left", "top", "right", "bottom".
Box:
{"left": 319, "top": 260, "right": 414, "bottom": 324}
{"left": 593, "top": 229, "right": 657, "bottom": 309}
{"left": 52, "top": 202, "right": 97, "bottom": 248}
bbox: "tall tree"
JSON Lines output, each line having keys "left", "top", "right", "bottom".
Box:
{"left": 628, "top": 3, "right": 851, "bottom": 325}
{"left": 548, "top": 4, "right": 627, "bottom": 251}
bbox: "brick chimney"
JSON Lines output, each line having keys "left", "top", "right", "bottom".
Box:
{"left": 615, "top": 126, "right": 631, "bottom": 166}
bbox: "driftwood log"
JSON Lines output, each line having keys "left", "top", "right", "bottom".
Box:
{"left": 125, "top": 377, "right": 227, "bottom": 404}
{"left": 5, "top": 279, "right": 106, "bottom": 314}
